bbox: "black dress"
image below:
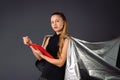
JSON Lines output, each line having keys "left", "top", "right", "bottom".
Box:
{"left": 35, "top": 33, "right": 66, "bottom": 80}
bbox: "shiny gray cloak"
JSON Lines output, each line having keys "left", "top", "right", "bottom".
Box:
{"left": 64, "top": 37, "right": 120, "bottom": 80}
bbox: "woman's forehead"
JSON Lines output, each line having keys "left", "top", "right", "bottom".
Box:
{"left": 51, "top": 15, "right": 62, "bottom": 19}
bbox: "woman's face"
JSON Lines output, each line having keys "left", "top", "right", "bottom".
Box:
{"left": 51, "top": 15, "right": 64, "bottom": 34}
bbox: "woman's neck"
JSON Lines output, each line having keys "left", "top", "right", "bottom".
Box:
{"left": 56, "top": 32, "right": 61, "bottom": 35}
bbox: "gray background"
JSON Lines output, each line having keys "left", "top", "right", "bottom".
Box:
{"left": 0, "top": 0, "right": 120, "bottom": 80}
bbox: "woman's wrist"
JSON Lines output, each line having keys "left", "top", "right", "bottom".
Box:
{"left": 41, "top": 54, "right": 47, "bottom": 60}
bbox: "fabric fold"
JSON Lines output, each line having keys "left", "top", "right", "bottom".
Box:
{"left": 65, "top": 37, "right": 120, "bottom": 80}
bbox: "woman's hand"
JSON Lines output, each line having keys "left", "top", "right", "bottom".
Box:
{"left": 23, "top": 36, "right": 32, "bottom": 45}
{"left": 23, "top": 36, "right": 43, "bottom": 60}
{"left": 30, "top": 46, "right": 44, "bottom": 59}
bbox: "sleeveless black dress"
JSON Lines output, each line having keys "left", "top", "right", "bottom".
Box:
{"left": 35, "top": 33, "right": 66, "bottom": 80}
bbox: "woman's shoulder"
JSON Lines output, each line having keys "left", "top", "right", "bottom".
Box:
{"left": 44, "top": 34, "right": 53, "bottom": 38}
{"left": 64, "top": 34, "right": 71, "bottom": 40}
{"left": 42, "top": 34, "right": 55, "bottom": 47}
{"left": 43, "top": 33, "right": 71, "bottom": 40}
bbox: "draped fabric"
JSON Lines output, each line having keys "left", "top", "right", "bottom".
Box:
{"left": 64, "top": 37, "right": 120, "bottom": 80}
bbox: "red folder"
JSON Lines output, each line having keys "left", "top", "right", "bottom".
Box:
{"left": 29, "top": 44, "right": 54, "bottom": 59}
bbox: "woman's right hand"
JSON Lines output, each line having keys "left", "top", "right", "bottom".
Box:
{"left": 23, "top": 36, "right": 32, "bottom": 45}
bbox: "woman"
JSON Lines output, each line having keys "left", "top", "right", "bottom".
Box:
{"left": 23, "top": 12, "right": 70, "bottom": 80}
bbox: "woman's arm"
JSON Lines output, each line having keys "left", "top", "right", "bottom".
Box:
{"left": 40, "top": 38, "right": 70, "bottom": 67}
{"left": 29, "top": 46, "right": 42, "bottom": 60}
{"left": 23, "top": 36, "right": 70, "bottom": 67}
{"left": 23, "top": 36, "right": 42, "bottom": 60}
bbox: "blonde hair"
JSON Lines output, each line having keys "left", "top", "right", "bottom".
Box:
{"left": 51, "top": 12, "right": 68, "bottom": 58}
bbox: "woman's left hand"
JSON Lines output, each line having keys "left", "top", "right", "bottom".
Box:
{"left": 30, "top": 46, "right": 44, "bottom": 58}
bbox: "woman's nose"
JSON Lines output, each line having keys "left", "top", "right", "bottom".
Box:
{"left": 54, "top": 22, "right": 57, "bottom": 25}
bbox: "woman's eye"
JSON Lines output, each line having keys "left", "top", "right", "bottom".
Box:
{"left": 51, "top": 21, "right": 54, "bottom": 24}
{"left": 56, "top": 20, "right": 59, "bottom": 22}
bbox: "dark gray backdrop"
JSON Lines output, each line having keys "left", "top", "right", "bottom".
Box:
{"left": 0, "top": 0, "right": 120, "bottom": 80}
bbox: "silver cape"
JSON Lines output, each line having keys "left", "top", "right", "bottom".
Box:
{"left": 64, "top": 37, "right": 120, "bottom": 80}
{"left": 42, "top": 35, "right": 120, "bottom": 80}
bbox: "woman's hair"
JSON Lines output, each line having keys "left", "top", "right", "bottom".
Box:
{"left": 51, "top": 12, "right": 68, "bottom": 58}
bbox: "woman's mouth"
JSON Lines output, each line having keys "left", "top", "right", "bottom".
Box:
{"left": 54, "top": 26, "right": 58, "bottom": 29}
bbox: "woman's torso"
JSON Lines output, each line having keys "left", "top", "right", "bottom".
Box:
{"left": 41, "top": 33, "right": 66, "bottom": 80}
